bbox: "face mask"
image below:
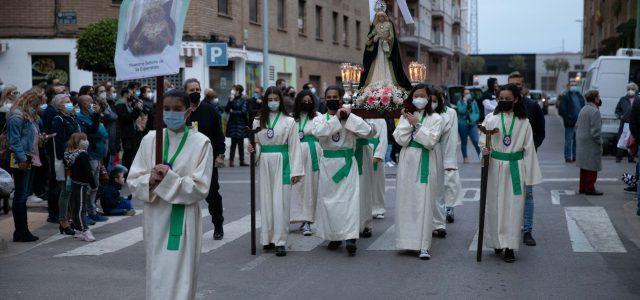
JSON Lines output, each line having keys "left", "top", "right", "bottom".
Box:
{"left": 39, "top": 104, "right": 48, "bottom": 111}
{"left": 99, "top": 92, "right": 107, "bottom": 98}
{"left": 89, "top": 104, "right": 95, "bottom": 113}
{"left": 135, "top": 91, "right": 141, "bottom": 97}
{"left": 569, "top": 86, "right": 580, "bottom": 93}
{"left": 628, "top": 90, "right": 636, "bottom": 97}
{"left": 254, "top": 93, "right": 261, "bottom": 99}
{"left": 4, "top": 103, "right": 12, "bottom": 109}
{"left": 230, "top": 90, "right": 236, "bottom": 97}
{"left": 301, "top": 102, "right": 314, "bottom": 112}
{"left": 146, "top": 92, "right": 153, "bottom": 99}
{"left": 79, "top": 140, "right": 90, "bottom": 150}
{"left": 112, "top": 92, "right": 118, "bottom": 99}
{"left": 268, "top": 101, "right": 280, "bottom": 112}
{"left": 464, "top": 94, "right": 472, "bottom": 101}
{"left": 64, "top": 103, "right": 74, "bottom": 112}
{"left": 0, "top": 84, "right": 4, "bottom": 92}
{"left": 74, "top": 108, "right": 81, "bottom": 114}
{"left": 189, "top": 92, "right": 201, "bottom": 104}
{"left": 497, "top": 100, "right": 514, "bottom": 111}
{"left": 163, "top": 111, "right": 186, "bottom": 131}
{"left": 431, "top": 101, "right": 439, "bottom": 111}
{"left": 412, "top": 97, "right": 428, "bottom": 109}
{"left": 213, "top": 98, "right": 219, "bottom": 104}
{"left": 310, "top": 88, "right": 317, "bottom": 95}
{"left": 326, "top": 100, "right": 340, "bottom": 111}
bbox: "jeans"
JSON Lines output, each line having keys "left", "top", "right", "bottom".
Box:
{"left": 636, "top": 147, "right": 640, "bottom": 211}
{"left": 523, "top": 185, "right": 534, "bottom": 233}
{"left": 12, "top": 168, "right": 32, "bottom": 236}
{"left": 564, "top": 127, "right": 576, "bottom": 161}
{"left": 104, "top": 198, "right": 132, "bottom": 216}
{"left": 229, "top": 138, "right": 245, "bottom": 162}
{"left": 458, "top": 124, "right": 481, "bottom": 158}
{"left": 385, "top": 144, "right": 392, "bottom": 162}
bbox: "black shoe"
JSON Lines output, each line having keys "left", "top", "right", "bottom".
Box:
{"left": 213, "top": 226, "right": 224, "bottom": 240}
{"left": 494, "top": 248, "right": 503, "bottom": 255}
{"left": 637, "top": 208, "right": 640, "bottom": 216}
{"left": 578, "top": 189, "right": 585, "bottom": 194}
{"left": 327, "top": 241, "right": 342, "bottom": 250}
{"left": 13, "top": 232, "right": 39, "bottom": 242}
{"left": 59, "top": 225, "right": 75, "bottom": 236}
{"left": 503, "top": 248, "right": 516, "bottom": 263}
{"left": 446, "top": 214, "right": 454, "bottom": 224}
{"left": 275, "top": 246, "right": 286, "bottom": 256}
{"left": 432, "top": 228, "right": 447, "bottom": 238}
{"left": 345, "top": 239, "right": 357, "bottom": 255}
{"left": 625, "top": 186, "right": 637, "bottom": 193}
{"left": 46, "top": 216, "right": 58, "bottom": 224}
{"left": 263, "top": 243, "right": 275, "bottom": 251}
{"left": 523, "top": 232, "right": 536, "bottom": 246}
{"left": 360, "top": 228, "right": 372, "bottom": 238}
{"left": 585, "top": 190, "right": 603, "bottom": 196}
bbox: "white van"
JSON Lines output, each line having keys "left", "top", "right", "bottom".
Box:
{"left": 582, "top": 49, "right": 640, "bottom": 151}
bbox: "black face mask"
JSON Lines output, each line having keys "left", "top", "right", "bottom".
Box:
{"left": 189, "top": 92, "right": 201, "bottom": 104}
{"left": 326, "top": 100, "right": 340, "bottom": 111}
{"left": 301, "top": 102, "right": 314, "bottom": 112}
{"left": 496, "top": 100, "right": 514, "bottom": 111}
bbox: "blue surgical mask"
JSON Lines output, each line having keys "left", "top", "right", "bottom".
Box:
{"left": 112, "top": 92, "right": 118, "bottom": 99}
{"left": 135, "top": 91, "right": 141, "bottom": 97}
{"left": 570, "top": 86, "right": 580, "bottom": 93}
{"left": 311, "top": 87, "right": 317, "bottom": 95}
{"left": 74, "top": 108, "right": 80, "bottom": 114}
{"left": 163, "top": 111, "right": 186, "bottom": 131}
{"left": 64, "top": 103, "right": 74, "bottom": 112}
{"left": 39, "top": 104, "right": 48, "bottom": 111}
{"left": 268, "top": 101, "right": 280, "bottom": 112}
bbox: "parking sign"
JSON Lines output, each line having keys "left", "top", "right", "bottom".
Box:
{"left": 206, "top": 43, "right": 228, "bottom": 66}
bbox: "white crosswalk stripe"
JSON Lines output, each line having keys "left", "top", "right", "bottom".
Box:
{"left": 202, "top": 213, "right": 259, "bottom": 253}
{"left": 565, "top": 207, "right": 626, "bottom": 253}
{"left": 367, "top": 225, "right": 396, "bottom": 250}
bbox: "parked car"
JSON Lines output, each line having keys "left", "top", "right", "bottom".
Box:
{"left": 529, "top": 89, "right": 548, "bottom": 115}
{"left": 547, "top": 94, "right": 558, "bottom": 106}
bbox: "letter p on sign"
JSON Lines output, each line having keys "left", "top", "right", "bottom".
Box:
{"left": 206, "top": 43, "right": 228, "bottom": 66}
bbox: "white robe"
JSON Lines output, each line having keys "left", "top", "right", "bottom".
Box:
{"left": 393, "top": 112, "right": 443, "bottom": 251}
{"left": 128, "top": 129, "right": 213, "bottom": 300}
{"left": 369, "top": 119, "right": 388, "bottom": 216}
{"left": 312, "top": 113, "right": 375, "bottom": 241}
{"left": 290, "top": 112, "right": 323, "bottom": 223}
{"left": 253, "top": 113, "right": 304, "bottom": 246}
{"left": 480, "top": 113, "right": 542, "bottom": 250}
{"left": 433, "top": 107, "right": 460, "bottom": 230}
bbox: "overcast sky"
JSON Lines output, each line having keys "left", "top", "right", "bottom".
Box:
{"left": 477, "top": 0, "right": 584, "bottom": 54}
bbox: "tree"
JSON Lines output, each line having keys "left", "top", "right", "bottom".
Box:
{"left": 543, "top": 57, "right": 570, "bottom": 91}
{"left": 461, "top": 56, "right": 485, "bottom": 85}
{"left": 508, "top": 55, "right": 527, "bottom": 73}
{"left": 76, "top": 18, "right": 118, "bottom": 76}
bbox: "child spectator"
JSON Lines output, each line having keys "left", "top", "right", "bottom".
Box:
{"left": 101, "top": 165, "right": 135, "bottom": 216}
{"left": 64, "top": 133, "right": 97, "bottom": 242}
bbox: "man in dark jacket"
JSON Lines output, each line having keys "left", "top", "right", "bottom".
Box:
{"left": 615, "top": 82, "right": 638, "bottom": 162}
{"left": 628, "top": 95, "right": 640, "bottom": 216}
{"left": 558, "top": 80, "right": 585, "bottom": 162}
{"left": 479, "top": 77, "right": 499, "bottom": 123}
{"left": 509, "top": 71, "right": 545, "bottom": 247}
{"left": 248, "top": 86, "right": 263, "bottom": 122}
{"left": 115, "top": 88, "right": 144, "bottom": 170}
{"left": 184, "top": 78, "right": 227, "bottom": 240}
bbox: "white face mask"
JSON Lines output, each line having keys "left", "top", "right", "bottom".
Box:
{"left": 146, "top": 92, "right": 153, "bottom": 99}
{"left": 230, "top": 90, "right": 236, "bottom": 97}
{"left": 79, "top": 140, "right": 90, "bottom": 150}
{"left": 431, "top": 101, "right": 439, "bottom": 111}
{"left": 268, "top": 101, "right": 280, "bottom": 112}
{"left": 412, "top": 97, "right": 428, "bottom": 110}
{"left": 628, "top": 90, "right": 636, "bottom": 97}
{"left": 213, "top": 98, "right": 219, "bottom": 104}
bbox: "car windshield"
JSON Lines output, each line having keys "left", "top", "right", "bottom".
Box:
{"left": 530, "top": 93, "right": 542, "bottom": 100}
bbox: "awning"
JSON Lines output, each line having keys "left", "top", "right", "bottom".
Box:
{"left": 181, "top": 42, "right": 203, "bottom": 57}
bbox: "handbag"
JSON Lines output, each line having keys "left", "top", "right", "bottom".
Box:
{"left": 0, "top": 167, "right": 14, "bottom": 197}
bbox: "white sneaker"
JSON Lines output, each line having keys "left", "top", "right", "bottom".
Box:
{"left": 79, "top": 230, "right": 96, "bottom": 242}
{"left": 302, "top": 223, "right": 312, "bottom": 236}
{"left": 386, "top": 162, "right": 395, "bottom": 167}
{"left": 373, "top": 213, "right": 385, "bottom": 219}
{"left": 26, "top": 195, "right": 43, "bottom": 203}
{"left": 419, "top": 249, "right": 431, "bottom": 260}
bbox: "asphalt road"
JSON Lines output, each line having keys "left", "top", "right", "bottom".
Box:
{"left": 1, "top": 107, "right": 640, "bottom": 299}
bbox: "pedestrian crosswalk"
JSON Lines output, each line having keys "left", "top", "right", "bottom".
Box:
{"left": 33, "top": 191, "right": 628, "bottom": 258}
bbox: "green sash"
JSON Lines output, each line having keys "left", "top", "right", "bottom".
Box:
{"left": 164, "top": 127, "right": 189, "bottom": 251}
{"left": 323, "top": 148, "right": 355, "bottom": 183}
{"left": 355, "top": 138, "right": 370, "bottom": 175}
{"left": 300, "top": 135, "right": 320, "bottom": 171}
{"left": 260, "top": 144, "right": 291, "bottom": 185}
{"left": 490, "top": 150, "right": 525, "bottom": 195}
{"left": 369, "top": 137, "right": 381, "bottom": 171}
{"left": 408, "top": 140, "right": 430, "bottom": 183}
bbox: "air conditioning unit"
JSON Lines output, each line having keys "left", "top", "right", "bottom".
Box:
{"left": 616, "top": 48, "right": 640, "bottom": 57}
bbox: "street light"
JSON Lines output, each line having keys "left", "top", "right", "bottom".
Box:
{"left": 408, "top": 61, "right": 427, "bottom": 86}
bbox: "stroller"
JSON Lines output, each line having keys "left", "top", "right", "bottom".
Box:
{"left": 0, "top": 168, "right": 14, "bottom": 214}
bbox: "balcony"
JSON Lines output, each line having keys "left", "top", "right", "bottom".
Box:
{"left": 431, "top": 0, "right": 444, "bottom": 17}
{"left": 397, "top": 19, "right": 433, "bottom": 49}
{"left": 453, "top": 6, "right": 461, "bottom": 23}
{"left": 453, "top": 35, "right": 464, "bottom": 54}
{"left": 430, "top": 31, "right": 454, "bottom": 56}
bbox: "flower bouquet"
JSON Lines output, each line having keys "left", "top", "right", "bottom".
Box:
{"left": 351, "top": 81, "right": 407, "bottom": 118}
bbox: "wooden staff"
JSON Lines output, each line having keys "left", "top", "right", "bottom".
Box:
{"left": 247, "top": 126, "right": 261, "bottom": 255}
{"left": 476, "top": 125, "right": 499, "bottom": 262}
{"left": 155, "top": 76, "right": 165, "bottom": 165}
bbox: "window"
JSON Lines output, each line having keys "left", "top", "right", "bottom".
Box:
{"left": 315, "top": 6, "right": 323, "bottom": 40}
{"left": 298, "top": 0, "right": 307, "bottom": 34}
{"left": 218, "top": 0, "right": 229, "bottom": 15}
{"left": 541, "top": 76, "right": 557, "bottom": 91}
{"left": 343, "top": 16, "right": 349, "bottom": 45}
{"left": 355, "top": 20, "right": 361, "bottom": 49}
{"left": 332, "top": 12, "right": 339, "bottom": 43}
{"left": 278, "top": 0, "right": 286, "bottom": 30}
{"left": 250, "top": 0, "right": 259, "bottom": 23}
{"left": 574, "top": 64, "right": 585, "bottom": 70}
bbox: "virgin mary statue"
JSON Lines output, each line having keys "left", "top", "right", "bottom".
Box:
{"left": 358, "top": 1, "right": 413, "bottom": 91}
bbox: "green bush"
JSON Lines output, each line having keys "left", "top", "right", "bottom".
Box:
{"left": 76, "top": 18, "right": 118, "bottom": 75}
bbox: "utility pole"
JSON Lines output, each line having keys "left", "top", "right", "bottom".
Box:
{"left": 263, "top": 0, "right": 270, "bottom": 88}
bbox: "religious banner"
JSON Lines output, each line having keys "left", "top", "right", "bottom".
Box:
{"left": 115, "top": 0, "right": 191, "bottom": 81}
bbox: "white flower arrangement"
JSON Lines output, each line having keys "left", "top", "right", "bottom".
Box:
{"left": 354, "top": 81, "right": 407, "bottom": 113}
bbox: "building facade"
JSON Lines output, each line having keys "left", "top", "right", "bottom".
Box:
{"left": 390, "top": 0, "right": 467, "bottom": 86}
{"left": 583, "top": 0, "right": 637, "bottom": 58}
{"left": 535, "top": 52, "right": 594, "bottom": 96}
{"left": 0, "top": 0, "right": 370, "bottom": 99}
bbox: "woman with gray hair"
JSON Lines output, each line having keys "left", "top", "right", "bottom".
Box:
{"left": 615, "top": 82, "right": 638, "bottom": 163}
{"left": 50, "top": 93, "right": 82, "bottom": 234}
{"left": 576, "top": 90, "right": 603, "bottom": 196}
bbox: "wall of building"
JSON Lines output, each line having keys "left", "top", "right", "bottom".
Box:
{"left": 583, "top": 0, "right": 638, "bottom": 58}
{"left": 535, "top": 52, "right": 594, "bottom": 95}
{"left": 0, "top": 38, "right": 93, "bottom": 92}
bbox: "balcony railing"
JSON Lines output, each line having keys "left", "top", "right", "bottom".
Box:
{"left": 431, "top": 31, "right": 443, "bottom": 46}
{"left": 431, "top": 0, "right": 444, "bottom": 16}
